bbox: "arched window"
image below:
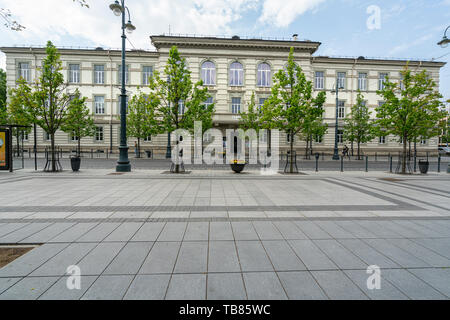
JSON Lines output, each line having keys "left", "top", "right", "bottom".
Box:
{"left": 229, "top": 62, "right": 243, "bottom": 86}
{"left": 201, "top": 61, "right": 215, "bottom": 86}
{"left": 257, "top": 63, "right": 271, "bottom": 87}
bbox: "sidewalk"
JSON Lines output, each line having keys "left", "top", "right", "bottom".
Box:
{"left": 0, "top": 170, "right": 448, "bottom": 300}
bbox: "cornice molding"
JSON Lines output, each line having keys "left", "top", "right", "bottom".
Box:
{"left": 150, "top": 35, "right": 321, "bottom": 54}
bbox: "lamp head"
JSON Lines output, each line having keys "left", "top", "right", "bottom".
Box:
{"left": 110, "top": 1, "right": 123, "bottom": 16}
{"left": 125, "top": 21, "right": 136, "bottom": 34}
{"left": 438, "top": 36, "right": 449, "bottom": 48}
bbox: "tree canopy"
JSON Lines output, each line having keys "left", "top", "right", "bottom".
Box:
{"left": 376, "top": 65, "right": 446, "bottom": 173}
{"left": 261, "top": 47, "right": 326, "bottom": 172}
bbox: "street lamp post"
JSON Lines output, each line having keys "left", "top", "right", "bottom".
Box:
{"left": 165, "top": 75, "right": 172, "bottom": 159}
{"left": 437, "top": 26, "right": 450, "bottom": 48}
{"left": 110, "top": 0, "right": 135, "bottom": 172}
{"left": 331, "top": 81, "right": 343, "bottom": 160}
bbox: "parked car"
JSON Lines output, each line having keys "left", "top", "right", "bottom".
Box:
{"left": 438, "top": 146, "right": 450, "bottom": 155}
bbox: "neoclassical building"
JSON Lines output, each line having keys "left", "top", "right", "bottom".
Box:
{"left": 1, "top": 35, "right": 446, "bottom": 157}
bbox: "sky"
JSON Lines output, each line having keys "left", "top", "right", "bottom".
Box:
{"left": 0, "top": 0, "right": 449, "bottom": 101}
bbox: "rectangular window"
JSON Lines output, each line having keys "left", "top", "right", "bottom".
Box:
{"left": 144, "top": 135, "right": 151, "bottom": 142}
{"left": 258, "top": 98, "right": 266, "bottom": 112}
{"left": 118, "top": 95, "right": 129, "bottom": 114}
{"left": 358, "top": 72, "right": 367, "bottom": 91}
{"left": 18, "top": 62, "right": 31, "bottom": 82}
{"left": 142, "top": 66, "right": 153, "bottom": 85}
{"left": 315, "top": 71, "right": 324, "bottom": 89}
{"left": 420, "top": 138, "right": 427, "bottom": 145}
{"left": 315, "top": 134, "right": 323, "bottom": 143}
{"left": 379, "top": 73, "right": 388, "bottom": 90}
{"left": 94, "top": 96, "right": 105, "bottom": 114}
{"left": 231, "top": 97, "right": 241, "bottom": 114}
{"left": 69, "top": 64, "right": 80, "bottom": 83}
{"left": 337, "top": 72, "right": 346, "bottom": 89}
{"left": 337, "top": 129, "right": 343, "bottom": 143}
{"left": 178, "top": 100, "right": 185, "bottom": 115}
{"left": 94, "top": 64, "right": 105, "bottom": 84}
{"left": 338, "top": 100, "right": 345, "bottom": 119}
{"left": 95, "top": 127, "right": 104, "bottom": 141}
{"left": 118, "top": 64, "right": 129, "bottom": 84}
{"left": 287, "top": 133, "right": 294, "bottom": 143}
{"left": 71, "top": 131, "right": 79, "bottom": 141}
{"left": 22, "top": 132, "right": 29, "bottom": 141}
{"left": 44, "top": 132, "right": 50, "bottom": 141}
{"left": 399, "top": 74, "right": 405, "bottom": 90}
{"left": 379, "top": 136, "right": 386, "bottom": 144}
{"left": 204, "top": 97, "right": 213, "bottom": 109}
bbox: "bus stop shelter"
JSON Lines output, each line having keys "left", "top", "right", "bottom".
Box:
{"left": 0, "top": 124, "right": 30, "bottom": 172}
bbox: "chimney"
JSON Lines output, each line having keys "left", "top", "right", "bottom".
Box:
{"left": 292, "top": 34, "right": 298, "bottom": 41}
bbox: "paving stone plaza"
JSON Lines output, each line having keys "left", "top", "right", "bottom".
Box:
{"left": 0, "top": 169, "right": 449, "bottom": 300}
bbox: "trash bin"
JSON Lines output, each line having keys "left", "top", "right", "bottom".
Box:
{"left": 418, "top": 159, "right": 429, "bottom": 174}
{"left": 145, "top": 150, "right": 152, "bottom": 158}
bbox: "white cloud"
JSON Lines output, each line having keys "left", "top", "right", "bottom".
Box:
{"left": 258, "top": 0, "right": 325, "bottom": 28}
{"left": 0, "top": 0, "right": 259, "bottom": 51}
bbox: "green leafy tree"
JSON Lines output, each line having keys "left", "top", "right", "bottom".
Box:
{"left": 60, "top": 89, "right": 95, "bottom": 157}
{"left": 300, "top": 111, "right": 327, "bottom": 159}
{"left": 148, "top": 46, "right": 214, "bottom": 172}
{"left": 10, "top": 41, "right": 71, "bottom": 172}
{"left": 126, "top": 90, "right": 161, "bottom": 158}
{"left": 440, "top": 115, "right": 450, "bottom": 145}
{"left": 376, "top": 65, "right": 446, "bottom": 173}
{"left": 6, "top": 84, "right": 33, "bottom": 155}
{"left": 343, "top": 90, "right": 374, "bottom": 160}
{"left": 239, "top": 92, "right": 261, "bottom": 132}
{"left": 0, "top": 68, "right": 6, "bottom": 112}
{"left": 262, "top": 47, "right": 326, "bottom": 173}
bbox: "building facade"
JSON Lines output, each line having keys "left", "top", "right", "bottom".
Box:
{"left": 1, "top": 35, "right": 446, "bottom": 157}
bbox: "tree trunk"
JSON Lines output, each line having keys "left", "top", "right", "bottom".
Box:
{"left": 357, "top": 141, "right": 361, "bottom": 160}
{"left": 309, "top": 136, "right": 313, "bottom": 157}
{"left": 408, "top": 140, "right": 411, "bottom": 161}
{"left": 51, "top": 132, "right": 56, "bottom": 172}
{"left": 289, "top": 131, "right": 294, "bottom": 173}
{"left": 77, "top": 138, "right": 81, "bottom": 157}
{"left": 305, "top": 136, "right": 309, "bottom": 160}
{"left": 137, "top": 138, "right": 141, "bottom": 158}
{"left": 351, "top": 141, "right": 354, "bottom": 157}
{"left": 402, "top": 135, "right": 407, "bottom": 174}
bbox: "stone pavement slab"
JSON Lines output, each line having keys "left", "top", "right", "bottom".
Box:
{"left": 139, "top": 241, "right": 181, "bottom": 274}
{"left": 311, "top": 271, "right": 368, "bottom": 300}
{"left": 207, "top": 273, "right": 247, "bottom": 300}
{"left": 104, "top": 242, "right": 153, "bottom": 275}
{"left": 235, "top": 241, "right": 274, "bottom": 272}
{"left": 38, "top": 275, "right": 98, "bottom": 300}
{"left": 242, "top": 272, "right": 287, "bottom": 300}
{"left": 0, "top": 276, "right": 59, "bottom": 300}
{"left": 81, "top": 275, "right": 134, "bottom": 300}
{"left": 123, "top": 274, "right": 170, "bottom": 300}
{"left": 165, "top": 274, "right": 206, "bottom": 300}
{"left": 208, "top": 241, "right": 241, "bottom": 273}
